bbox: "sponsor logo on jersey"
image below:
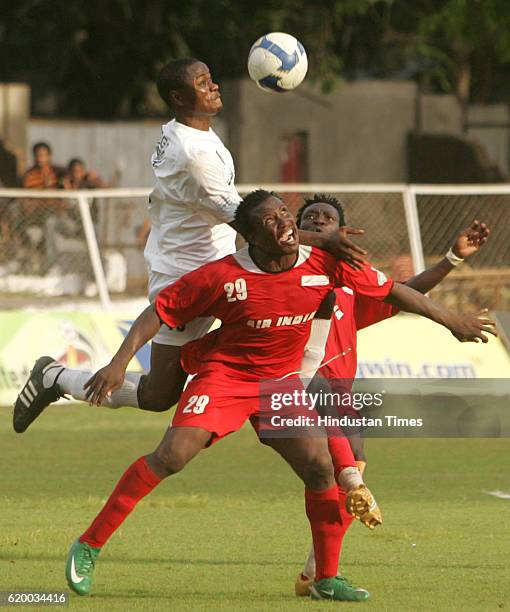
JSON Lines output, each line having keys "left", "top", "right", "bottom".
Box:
{"left": 152, "top": 133, "right": 170, "bottom": 167}
{"left": 247, "top": 310, "right": 317, "bottom": 329}
{"left": 301, "top": 275, "right": 330, "bottom": 286}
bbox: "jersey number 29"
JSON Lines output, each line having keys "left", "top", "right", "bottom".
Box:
{"left": 224, "top": 278, "right": 248, "bottom": 302}
{"left": 182, "top": 395, "right": 210, "bottom": 414}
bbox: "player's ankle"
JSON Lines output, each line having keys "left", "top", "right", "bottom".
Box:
{"left": 337, "top": 466, "right": 364, "bottom": 492}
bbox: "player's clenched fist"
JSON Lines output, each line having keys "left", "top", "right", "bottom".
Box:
{"left": 84, "top": 361, "right": 127, "bottom": 406}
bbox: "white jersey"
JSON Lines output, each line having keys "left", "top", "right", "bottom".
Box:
{"left": 144, "top": 119, "right": 240, "bottom": 277}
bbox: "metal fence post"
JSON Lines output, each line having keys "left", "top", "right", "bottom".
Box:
{"left": 76, "top": 194, "right": 111, "bottom": 309}
{"left": 403, "top": 186, "right": 425, "bottom": 273}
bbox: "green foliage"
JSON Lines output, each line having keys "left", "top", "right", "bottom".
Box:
{"left": 2, "top": 0, "right": 510, "bottom": 116}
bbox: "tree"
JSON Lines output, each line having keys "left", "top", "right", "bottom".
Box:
{"left": 2, "top": 0, "right": 510, "bottom": 118}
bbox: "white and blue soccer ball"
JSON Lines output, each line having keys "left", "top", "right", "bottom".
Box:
{"left": 247, "top": 32, "right": 308, "bottom": 93}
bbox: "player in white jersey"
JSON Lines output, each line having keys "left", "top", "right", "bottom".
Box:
{"left": 14, "top": 59, "right": 367, "bottom": 431}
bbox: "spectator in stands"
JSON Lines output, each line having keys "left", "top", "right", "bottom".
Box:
{"left": 23, "top": 142, "right": 65, "bottom": 190}
{"left": 20, "top": 142, "right": 67, "bottom": 273}
{"left": 62, "top": 158, "right": 106, "bottom": 190}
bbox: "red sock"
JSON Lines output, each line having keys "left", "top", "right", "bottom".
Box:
{"left": 305, "top": 486, "right": 342, "bottom": 581}
{"left": 337, "top": 487, "right": 354, "bottom": 569}
{"left": 80, "top": 456, "right": 161, "bottom": 548}
{"left": 327, "top": 436, "right": 356, "bottom": 480}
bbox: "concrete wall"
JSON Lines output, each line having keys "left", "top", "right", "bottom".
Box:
{"left": 27, "top": 118, "right": 228, "bottom": 187}
{"left": 420, "top": 94, "right": 463, "bottom": 134}
{"left": 21, "top": 84, "right": 506, "bottom": 185}
{"left": 27, "top": 119, "right": 163, "bottom": 187}
{"left": 0, "top": 83, "right": 30, "bottom": 173}
{"left": 223, "top": 79, "right": 422, "bottom": 183}
{"left": 467, "top": 104, "right": 509, "bottom": 176}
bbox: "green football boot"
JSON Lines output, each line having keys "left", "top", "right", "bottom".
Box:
{"left": 310, "top": 575, "right": 370, "bottom": 602}
{"left": 65, "top": 539, "right": 101, "bottom": 596}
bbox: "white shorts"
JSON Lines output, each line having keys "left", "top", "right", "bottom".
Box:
{"left": 148, "top": 270, "right": 215, "bottom": 347}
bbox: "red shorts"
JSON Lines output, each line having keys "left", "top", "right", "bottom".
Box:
{"left": 172, "top": 369, "right": 318, "bottom": 443}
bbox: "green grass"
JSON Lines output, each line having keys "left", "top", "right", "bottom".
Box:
{"left": 1, "top": 405, "right": 510, "bottom": 611}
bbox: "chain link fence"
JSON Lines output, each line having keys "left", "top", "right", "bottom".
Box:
{"left": 247, "top": 189, "right": 410, "bottom": 278}
{"left": 0, "top": 193, "right": 94, "bottom": 298}
{"left": 0, "top": 189, "right": 150, "bottom": 307}
{"left": 415, "top": 188, "right": 510, "bottom": 311}
{"left": 1, "top": 186, "right": 509, "bottom": 311}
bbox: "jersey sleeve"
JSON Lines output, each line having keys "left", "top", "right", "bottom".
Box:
{"left": 354, "top": 294, "right": 399, "bottom": 330}
{"left": 154, "top": 264, "right": 223, "bottom": 329}
{"left": 187, "top": 146, "right": 241, "bottom": 223}
{"left": 336, "top": 261, "right": 394, "bottom": 301}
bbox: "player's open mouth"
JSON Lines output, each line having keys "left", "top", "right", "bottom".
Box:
{"left": 277, "top": 227, "right": 297, "bottom": 246}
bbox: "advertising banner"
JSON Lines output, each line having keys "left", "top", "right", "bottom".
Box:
{"left": 0, "top": 312, "right": 148, "bottom": 407}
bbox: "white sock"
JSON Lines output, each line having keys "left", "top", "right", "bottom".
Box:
{"left": 108, "top": 372, "right": 142, "bottom": 408}
{"left": 337, "top": 466, "right": 364, "bottom": 492}
{"left": 55, "top": 369, "right": 90, "bottom": 400}
{"left": 300, "top": 318, "right": 332, "bottom": 387}
{"left": 303, "top": 544, "right": 316, "bottom": 580}
{"left": 48, "top": 368, "right": 141, "bottom": 408}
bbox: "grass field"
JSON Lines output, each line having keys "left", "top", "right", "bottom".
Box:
{"left": 1, "top": 404, "right": 510, "bottom": 611}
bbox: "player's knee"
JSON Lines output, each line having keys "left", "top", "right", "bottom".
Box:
{"left": 303, "top": 453, "right": 334, "bottom": 490}
{"left": 138, "top": 384, "right": 181, "bottom": 413}
{"left": 151, "top": 445, "right": 191, "bottom": 475}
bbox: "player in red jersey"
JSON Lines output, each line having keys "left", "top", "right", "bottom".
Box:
{"left": 293, "top": 193, "right": 491, "bottom": 595}
{"left": 66, "top": 190, "right": 495, "bottom": 601}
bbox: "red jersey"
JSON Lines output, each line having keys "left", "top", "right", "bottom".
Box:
{"left": 321, "top": 272, "right": 399, "bottom": 382}
{"left": 155, "top": 246, "right": 393, "bottom": 381}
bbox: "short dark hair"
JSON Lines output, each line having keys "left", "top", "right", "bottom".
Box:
{"left": 157, "top": 58, "right": 200, "bottom": 109}
{"left": 234, "top": 189, "right": 280, "bottom": 241}
{"left": 68, "top": 158, "right": 85, "bottom": 170}
{"left": 32, "top": 141, "right": 51, "bottom": 155}
{"left": 296, "top": 193, "right": 346, "bottom": 227}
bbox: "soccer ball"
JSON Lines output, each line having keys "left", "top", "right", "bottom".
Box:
{"left": 247, "top": 32, "right": 308, "bottom": 93}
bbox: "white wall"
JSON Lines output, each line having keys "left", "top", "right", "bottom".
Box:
{"left": 27, "top": 118, "right": 228, "bottom": 187}
{"left": 28, "top": 119, "right": 162, "bottom": 187}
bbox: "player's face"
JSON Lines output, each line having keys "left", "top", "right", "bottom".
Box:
{"left": 299, "top": 202, "right": 340, "bottom": 237}
{"left": 181, "top": 62, "right": 222, "bottom": 116}
{"left": 248, "top": 196, "right": 299, "bottom": 255}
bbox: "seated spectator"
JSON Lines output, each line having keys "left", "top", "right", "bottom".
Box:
{"left": 23, "top": 142, "right": 65, "bottom": 190}
{"left": 62, "top": 158, "right": 106, "bottom": 190}
{"left": 20, "top": 142, "right": 67, "bottom": 273}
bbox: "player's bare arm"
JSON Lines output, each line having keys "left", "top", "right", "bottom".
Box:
{"left": 386, "top": 283, "right": 497, "bottom": 343}
{"left": 84, "top": 306, "right": 161, "bottom": 405}
{"left": 405, "top": 220, "right": 490, "bottom": 294}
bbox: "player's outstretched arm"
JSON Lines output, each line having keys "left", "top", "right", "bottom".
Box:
{"left": 386, "top": 283, "right": 497, "bottom": 343}
{"left": 84, "top": 305, "right": 161, "bottom": 405}
{"left": 298, "top": 227, "right": 367, "bottom": 270}
{"left": 405, "top": 220, "right": 490, "bottom": 294}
